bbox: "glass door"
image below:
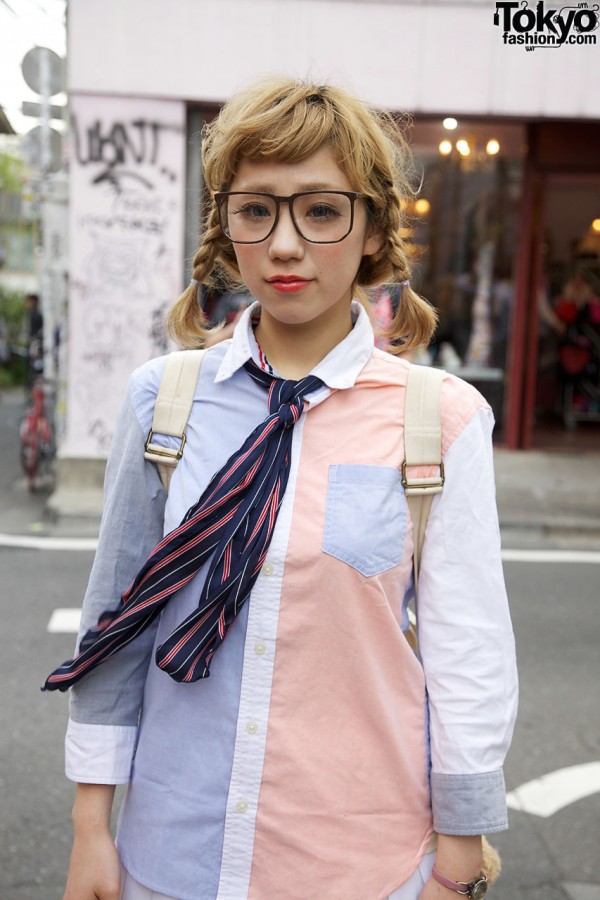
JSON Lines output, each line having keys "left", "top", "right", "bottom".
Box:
{"left": 533, "top": 175, "right": 600, "bottom": 449}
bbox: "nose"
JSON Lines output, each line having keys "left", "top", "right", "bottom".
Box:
{"left": 268, "top": 201, "right": 304, "bottom": 260}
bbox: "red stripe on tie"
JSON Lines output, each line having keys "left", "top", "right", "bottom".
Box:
{"left": 223, "top": 543, "right": 232, "bottom": 581}
{"left": 158, "top": 604, "right": 218, "bottom": 667}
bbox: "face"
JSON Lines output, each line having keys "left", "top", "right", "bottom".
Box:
{"left": 225, "top": 145, "right": 381, "bottom": 331}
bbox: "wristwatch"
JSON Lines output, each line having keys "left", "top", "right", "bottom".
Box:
{"left": 432, "top": 865, "right": 488, "bottom": 898}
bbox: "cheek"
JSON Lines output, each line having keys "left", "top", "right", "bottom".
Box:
{"left": 328, "top": 242, "right": 368, "bottom": 281}
{"left": 318, "top": 246, "right": 357, "bottom": 274}
{"left": 233, "top": 246, "right": 260, "bottom": 279}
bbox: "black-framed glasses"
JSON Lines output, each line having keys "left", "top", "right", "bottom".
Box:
{"left": 214, "top": 190, "right": 366, "bottom": 244}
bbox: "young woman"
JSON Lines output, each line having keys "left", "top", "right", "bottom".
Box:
{"left": 46, "top": 78, "right": 518, "bottom": 900}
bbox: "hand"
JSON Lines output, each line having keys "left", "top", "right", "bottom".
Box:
{"left": 63, "top": 827, "right": 122, "bottom": 900}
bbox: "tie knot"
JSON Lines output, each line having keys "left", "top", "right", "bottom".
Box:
{"left": 277, "top": 400, "right": 302, "bottom": 428}
{"left": 243, "top": 361, "right": 326, "bottom": 423}
{"left": 269, "top": 378, "right": 300, "bottom": 423}
{"left": 275, "top": 379, "right": 297, "bottom": 406}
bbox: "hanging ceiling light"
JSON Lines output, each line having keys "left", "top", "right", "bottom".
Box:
{"left": 591, "top": 218, "right": 600, "bottom": 233}
{"left": 486, "top": 139, "right": 500, "bottom": 155}
{"left": 414, "top": 198, "right": 431, "bottom": 216}
{"left": 439, "top": 139, "right": 453, "bottom": 156}
{"left": 456, "top": 139, "right": 471, "bottom": 157}
{"left": 443, "top": 117, "right": 458, "bottom": 130}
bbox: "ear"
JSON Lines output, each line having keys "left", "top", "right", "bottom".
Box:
{"left": 363, "top": 229, "right": 384, "bottom": 257}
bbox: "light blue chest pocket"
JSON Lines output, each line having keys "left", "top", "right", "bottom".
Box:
{"left": 323, "top": 464, "right": 407, "bottom": 577}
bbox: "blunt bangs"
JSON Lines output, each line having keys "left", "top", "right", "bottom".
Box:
{"left": 203, "top": 81, "right": 355, "bottom": 193}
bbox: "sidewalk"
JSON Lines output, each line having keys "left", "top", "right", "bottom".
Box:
{"left": 494, "top": 448, "right": 600, "bottom": 548}
{"left": 2, "top": 386, "right": 600, "bottom": 545}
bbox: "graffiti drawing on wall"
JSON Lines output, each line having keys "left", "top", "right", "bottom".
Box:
{"left": 66, "top": 96, "right": 185, "bottom": 458}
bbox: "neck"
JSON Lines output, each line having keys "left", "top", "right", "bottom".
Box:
{"left": 254, "top": 305, "right": 354, "bottom": 380}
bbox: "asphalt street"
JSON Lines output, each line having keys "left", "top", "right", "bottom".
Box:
{"left": 1, "top": 389, "right": 599, "bottom": 900}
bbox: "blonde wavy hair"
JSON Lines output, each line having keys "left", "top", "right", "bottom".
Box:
{"left": 168, "top": 76, "right": 437, "bottom": 353}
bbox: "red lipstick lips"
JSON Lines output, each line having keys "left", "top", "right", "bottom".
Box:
{"left": 266, "top": 275, "right": 312, "bottom": 293}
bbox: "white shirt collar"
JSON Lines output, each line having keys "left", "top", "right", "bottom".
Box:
{"left": 214, "top": 300, "right": 374, "bottom": 390}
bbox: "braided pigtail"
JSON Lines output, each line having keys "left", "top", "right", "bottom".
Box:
{"left": 167, "top": 205, "right": 236, "bottom": 348}
{"left": 356, "top": 185, "right": 437, "bottom": 353}
{"left": 345, "top": 111, "right": 437, "bottom": 353}
{"left": 385, "top": 222, "right": 438, "bottom": 354}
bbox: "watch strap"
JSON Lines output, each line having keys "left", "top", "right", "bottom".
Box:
{"left": 432, "top": 865, "right": 488, "bottom": 896}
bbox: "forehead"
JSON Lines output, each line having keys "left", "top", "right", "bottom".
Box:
{"left": 229, "top": 145, "right": 353, "bottom": 193}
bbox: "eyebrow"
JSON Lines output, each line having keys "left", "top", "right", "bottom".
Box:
{"left": 232, "top": 182, "right": 348, "bottom": 193}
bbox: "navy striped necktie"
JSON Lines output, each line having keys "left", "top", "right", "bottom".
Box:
{"left": 44, "top": 361, "right": 326, "bottom": 691}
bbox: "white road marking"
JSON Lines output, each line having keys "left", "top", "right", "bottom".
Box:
{"left": 506, "top": 761, "right": 600, "bottom": 817}
{"left": 0, "top": 533, "right": 98, "bottom": 551}
{"left": 502, "top": 549, "right": 600, "bottom": 564}
{"left": 47, "top": 608, "right": 82, "bottom": 633}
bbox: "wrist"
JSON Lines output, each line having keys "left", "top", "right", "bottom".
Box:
{"left": 433, "top": 836, "right": 485, "bottom": 898}
{"left": 435, "top": 834, "right": 483, "bottom": 876}
{"left": 71, "top": 814, "right": 113, "bottom": 836}
{"left": 432, "top": 864, "right": 488, "bottom": 899}
{"left": 71, "top": 811, "right": 114, "bottom": 841}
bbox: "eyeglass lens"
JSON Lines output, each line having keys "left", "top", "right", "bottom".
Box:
{"left": 219, "top": 193, "right": 355, "bottom": 243}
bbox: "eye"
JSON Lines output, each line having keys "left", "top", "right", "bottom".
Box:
{"left": 306, "top": 203, "right": 341, "bottom": 220}
{"left": 234, "top": 202, "right": 272, "bottom": 219}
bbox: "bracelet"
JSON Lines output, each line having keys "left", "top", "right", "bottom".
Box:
{"left": 432, "top": 865, "right": 488, "bottom": 898}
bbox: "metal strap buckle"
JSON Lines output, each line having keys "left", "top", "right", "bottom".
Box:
{"left": 144, "top": 429, "right": 186, "bottom": 462}
{"left": 401, "top": 460, "right": 445, "bottom": 493}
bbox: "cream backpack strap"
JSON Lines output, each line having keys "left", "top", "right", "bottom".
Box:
{"left": 143, "top": 349, "right": 206, "bottom": 491}
{"left": 402, "top": 367, "right": 503, "bottom": 879}
{"left": 402, "top": 364, "right": 445, "bottom": 591}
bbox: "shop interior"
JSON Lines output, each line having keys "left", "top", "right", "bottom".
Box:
{"left": 405, "top": 118, "right": 526, "bottom": 442}
{"left": 534, "top": 174, "right": 600, "bottom": 449}
{"left": 401, "top": 119, "right": 599, "bottom": 450}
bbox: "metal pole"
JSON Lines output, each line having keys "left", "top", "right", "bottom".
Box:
{"left": 39, "top": 48, "right": 55, "bottom": 380}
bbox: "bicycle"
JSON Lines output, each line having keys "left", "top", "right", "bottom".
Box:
{"left": 19, "top": 376, "right": 55, "bottom": 492}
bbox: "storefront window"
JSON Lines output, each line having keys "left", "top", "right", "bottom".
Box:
{"left": 403, "top": 120, "right": 525, "bottom": 435}
{"left": 535, "top": 175, "right": 600, "bottom": 447}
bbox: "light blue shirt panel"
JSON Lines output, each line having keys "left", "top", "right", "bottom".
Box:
{"left": 117, "top": 343, "right": 283, "bottom": 899}
{"left": 69, "top": 392, "right": 166, "bottom": 727}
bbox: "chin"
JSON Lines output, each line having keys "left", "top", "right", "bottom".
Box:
{"left": 270, "top": 311, "right": 317, "bottom": 326}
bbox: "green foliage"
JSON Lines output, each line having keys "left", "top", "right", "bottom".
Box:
{"left": 0, "top": 354, "right": 25, "bottom": 386}
{"left": 0, "top": 286, "right": 27, "bottom": 385}
{"left": 0, "top": 286, "right": 26, "bottom": 345}
{"left": 0, "top": 151, "right": 26, "bottom": 195}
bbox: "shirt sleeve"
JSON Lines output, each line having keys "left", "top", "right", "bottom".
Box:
{"left": 66, "top": 381, "right": 167, "bottom": 784}
{"left": 417, "top": 405, "right": 518, "bottom": 835}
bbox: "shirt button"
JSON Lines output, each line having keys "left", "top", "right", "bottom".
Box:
{"left": 254, "top": 642, "right": 266, "bottom": 655}
{"left": 236, "top": 800, "right": 249, "bottom": 813}
{"left": 262, "top": 562, "right": 274, "bottom": 576}
{"left": 246, "top": 721, "right": 258, "bottom": 735}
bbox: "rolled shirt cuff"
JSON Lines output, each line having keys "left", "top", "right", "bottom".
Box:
{"left": 431, "top": 769, "right": 508, "bottom": 835}
{"left": 65, "top": 718, "right": 137, "bottom": 784}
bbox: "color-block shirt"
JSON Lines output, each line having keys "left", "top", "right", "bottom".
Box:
{"left": 66, "top": 302, "right": 518, "bottom": 900}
